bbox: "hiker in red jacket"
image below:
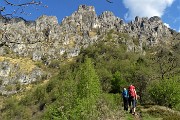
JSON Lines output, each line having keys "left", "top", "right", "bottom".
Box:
{"left": 128, "top": 85, "right": 137, "bottom": 115}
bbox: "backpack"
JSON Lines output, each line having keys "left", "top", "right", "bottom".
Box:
{"left": 129, "top": 85, "right": 136, "bottom": 98}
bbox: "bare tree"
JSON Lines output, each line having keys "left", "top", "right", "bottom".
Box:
{"left": 0, "top": 0, "right": 47, "bottom": 17}
{"left": 0, "top": 0, "right": 112, "bottom": 17}
{"left": 153, "top": 48, "right": 178, "bottom": 80}
{"left": 106, "top": 0, "right": 113, "bottom": 3}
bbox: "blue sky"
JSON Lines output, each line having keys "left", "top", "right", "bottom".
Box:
{"left": 1, "top": 0, "right": 180, "bottom": 32}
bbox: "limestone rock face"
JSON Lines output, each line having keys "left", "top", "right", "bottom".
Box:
{"left": 0, "top": 57, "right": 46, "bottom": 95}
{"left": 98, "top": 11, "right": 124, "bottom": 32}
{"left": 0, "top": 5, "right": 178, "bottom": 94}
{"left": 0, "top": 5, "right": 174, "bottom": 60}
{"left": 126, "top": 16, "right": 172, "bottom": 46}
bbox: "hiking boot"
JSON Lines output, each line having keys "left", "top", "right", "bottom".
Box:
{"left": 132, "top": 112, "right": 136, "bottom": 115}
{"left": 129, "top": 109, "right": 132, "bottom": 113}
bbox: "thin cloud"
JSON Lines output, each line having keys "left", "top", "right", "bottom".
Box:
{"left": 123, "top": 0, "right": 175, "bottom": 20}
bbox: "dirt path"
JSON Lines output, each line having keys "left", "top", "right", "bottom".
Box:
{"left": 133, "top": 112, "right": 142, "bottom": 120}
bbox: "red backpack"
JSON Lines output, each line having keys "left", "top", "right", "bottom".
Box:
{"left": 129, "top": 85, "right": 136, "bottom": 97}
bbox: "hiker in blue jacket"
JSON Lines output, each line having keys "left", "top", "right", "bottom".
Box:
{"left": 122, "top": 88, "right": 129, "bottom": 111}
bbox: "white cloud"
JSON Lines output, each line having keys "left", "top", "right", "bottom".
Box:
{"left": 123, "top": 0, "right": 175, "bottom": 20}
{"left": 164, "top": 23, "right": 170, "bottom": 28}
{"left": 178, "top": 28, "right": 180, "bottom": 32}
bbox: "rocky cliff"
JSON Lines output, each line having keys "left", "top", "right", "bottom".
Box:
{"left": 0, "top": 5, "right": 175, "bottom": 60}
{"left": 0, "top": 5, "right": 178, "bottom": 94}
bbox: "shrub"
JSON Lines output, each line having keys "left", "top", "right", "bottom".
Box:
{"left": 48, "top": 59, "right": 60, "bottom": 68}
{"left": 2, "top": 96, "right": 30, "bottom": 120}
{"left": 0, "top": 79, "right": 3, "bottom": 85}
{"left": 148, "top": 77, "right": 180, "bottom": 108}
{"left": 5, "top": 85, "right": 13, "bottom": 91}
{"left": 97, "top": 93, "right": 123, "bottom": 120}
{"left": 96, "top": 68, "right": 112, "bottom": 92}
{"left": 111, "top": 71, "right": 128, "bottom": 93}
{"left": 43, "top": 78, "right": 77, "bottom": 120}
{"left": 33, "top": 85, "right": 48, "bottom": 104}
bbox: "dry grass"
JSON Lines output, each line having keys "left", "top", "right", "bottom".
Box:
{"left": 0, "top": 56, "right": 36, "bottom": 73}
{"left": 89, "top": 31, "right": 97, "bottom": 37}
{"left": 140, "top": 105, "right": 180, "bottom": 120}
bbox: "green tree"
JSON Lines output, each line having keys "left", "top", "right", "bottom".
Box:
{"left": 73, "top": 57, "right": 101, "bottom": 119}
{"left": 132, "top": 56, "right": 154, "bottom": 103}
{"left": 148, "top": 76, "right": 180, "bottom": 108}
{"left": 111, "top": 71, "right": 128, "bottom": 93}
{"left": 43, "top": 78, "right": 77, "bottom": 120}
{"left": 76, "top": 57, "right": 101, "bottom": 99}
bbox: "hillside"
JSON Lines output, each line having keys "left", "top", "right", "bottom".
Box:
{"left": 0, "top": 5, "right": 180, "bottom": 120}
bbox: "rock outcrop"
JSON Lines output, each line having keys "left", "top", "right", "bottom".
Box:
{"left": 0, "top": 5, "right": 174, "bottom": 60}
{"left": 0, "top": 56, "right": 46, "bottom": 95}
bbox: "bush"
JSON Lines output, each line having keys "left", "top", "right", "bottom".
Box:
{"left": 148, "top": 77, "right": 180, "bottom": 108}
{"left": 48, "top": 59, "right": 60, "bottom": 68}
{"left": 111, "top": 71, "right": 128, "bottom": 93}
{"left": 0, "top": 79, "right": 3, "bottom": 85}
{"left": 174, "top": 103, "right": 180, "bottom": 111}
{"left": 43, "top": 78, "right": 77, "bottom": 120}
{"left": 97, "top": 93, "right": 123, "bottom": 120}
{"left": 2, "top": 96, "right": 31, "bottom": 120}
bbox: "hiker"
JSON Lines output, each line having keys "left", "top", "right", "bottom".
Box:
{"left": 122, "top": 88, "right": 129, "bottom": 111}
{"left": 128, "top": 85, "right": 137, "bottom": 115}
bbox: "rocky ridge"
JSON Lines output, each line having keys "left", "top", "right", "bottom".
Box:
{"left": 0, "top": 5, "right": 175, "bottom": 60}
{"left": 0, "top": 5, "right": 178, "bottom": 94}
